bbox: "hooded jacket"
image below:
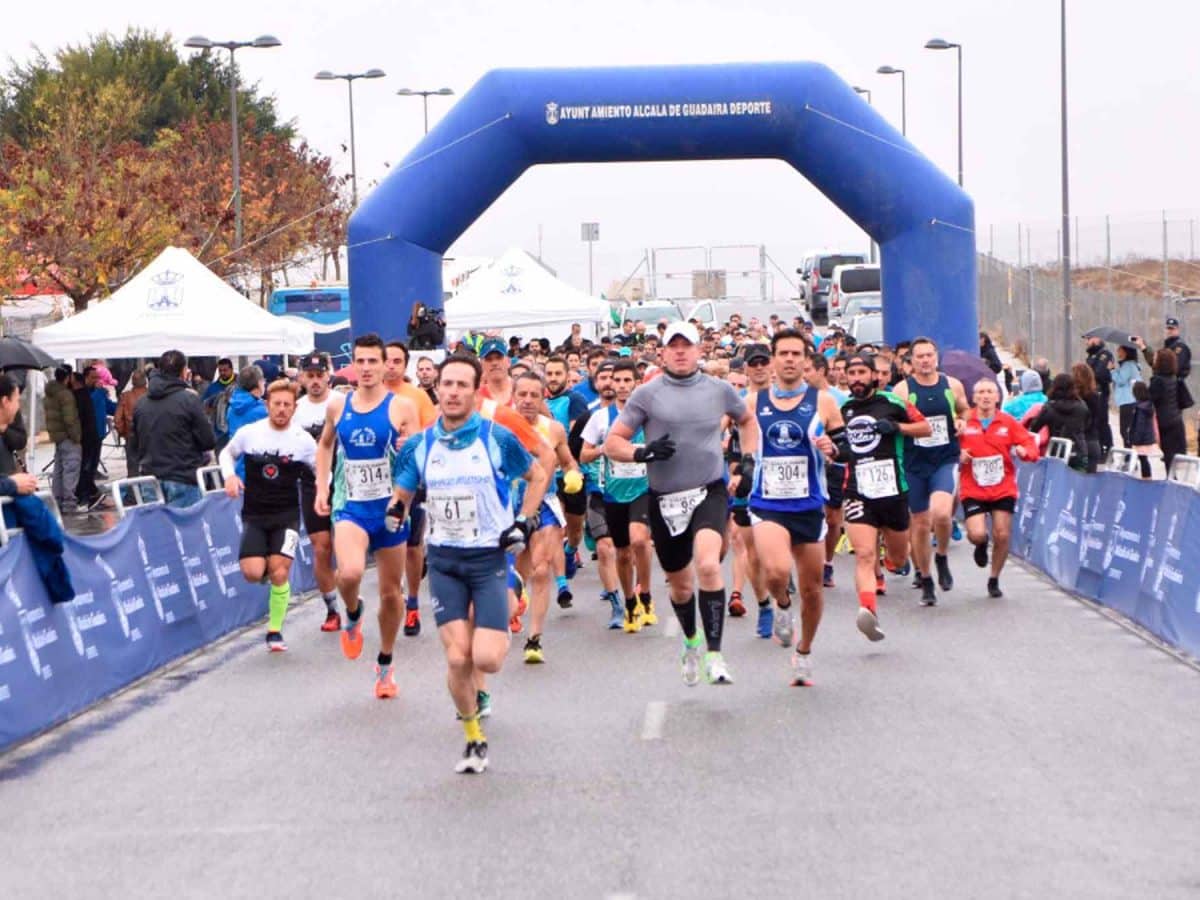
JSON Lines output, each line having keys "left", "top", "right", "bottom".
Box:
{"left": 133, "top": 373, "right": 216, "bottom": 485}
{"left": 44, "top": 379, "right": 82, "bottom": 444}
{"left": 225, "top": 388, "right": 267, "bottom": 441}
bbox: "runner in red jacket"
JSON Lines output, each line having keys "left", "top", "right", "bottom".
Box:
{"left": 958, "top": 379, "right": 1039, "bottom": 598}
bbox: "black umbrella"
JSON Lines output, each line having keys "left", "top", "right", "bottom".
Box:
{"left": 1081, "top": 325, "right": 1138, "bottom": 348}
{"left": 0, "top": 336, "right": 58, "bottom": 372}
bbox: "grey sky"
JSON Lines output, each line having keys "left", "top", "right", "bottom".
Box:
{"left": 7, "top": 1, "right": 1199, "bottom": 296}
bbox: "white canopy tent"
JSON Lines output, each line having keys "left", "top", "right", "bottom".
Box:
{"left": 33, "top": 246, "right": 313, "bottom": 358}
{"left": 443, "top": 248, "right": 608, "bottom": 347}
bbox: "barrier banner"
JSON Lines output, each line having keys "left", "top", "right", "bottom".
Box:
{"left": 1075, "top": 473, "right": 1128, "bottom": 600}
{"left": 1011, "top": 458, "right": 1046, "bottom": 560}
{"left": 0, "top": 495, "right": 314, "bottom": 751}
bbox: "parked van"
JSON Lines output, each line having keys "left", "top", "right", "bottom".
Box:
{"left": 797, "top": 250, "right": 868, "bottom": 322}
{"left": 828, "top": 263, "right": 881, "bottom": 321}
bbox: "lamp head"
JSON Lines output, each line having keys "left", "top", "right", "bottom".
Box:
{"left": 184, "top": 36, "right": 213, "bottom": 49}
{"left": 364, "top": 68, "right": 386, "bottom": 79}
{"left": 925, "top": 38, "right": 956, "bottom": 50}
{"left": 253, "top": 35, "right": 282, "bottom": 48}
{"left": 877, "top": 65, "right": 902, "bottom": 75}
{"left": 436, "top": 87, "right": 454, "bottom": 96}
{"left": 315, "top": 70, "right": 337, "bottom": 80}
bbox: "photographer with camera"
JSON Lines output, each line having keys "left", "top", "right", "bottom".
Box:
{"left": 408, "top": 302, "right": 446, "bottom": 350}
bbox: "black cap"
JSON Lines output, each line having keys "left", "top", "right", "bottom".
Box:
{"left": 1166, "top": 317, "right": 1181, "bottom": 328}
{"left": 743, "top": 343, "right": 771, "bottom": 364}
{"left": 300, "top": 353, "right": 328, "bottom": 372}
{"left": 844, "top": 352, "right": 875, "bottom": 371}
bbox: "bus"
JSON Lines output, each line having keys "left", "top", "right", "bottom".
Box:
{"left": 268, "top": 285, "right": 351, "bottom": 368}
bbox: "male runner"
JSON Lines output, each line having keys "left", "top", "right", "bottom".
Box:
{"left": 390, "top": 355, "right": 548, "bottom": 774}
{"left": 314, "top": 334, "right": 420, "bottom": 698}
{"left": 839, "top": 353, "right": 930, "bottom": 641}
{"left": 292, "top": 353, "right": 340, "bottom": 631}
{"left": 958, "top": 379, "right": 1038, "bottom": 598}
{"left": 220, "top": 380, "right": 317, "bottom": 652}
{"left": 581, "top": 359, "right": 655, "bottom": 632}
{"left": 892, "top": 337, "right": 970, "bottom": 604}
{"left": 803, "top": 352, "right": 848, "bottom": 589}
{"left": 384, "top": 340, "right": 438, "bottom": 635}
{"left": 746, "top": 331, "right": 843, "bottom": 685}
{"left": 544, "top": 355, "right": 589, "bottom": 598}
{"left": 606, "top": 322, "right": 758, "bottom": 686}
{"left": 512, "top": 371, "right": 583, "bottom": 662}
{"left": 478, "top": 337, "right": 516, "bottom": 406}
{"left": 732, "top": 343, "right": 774, "bottom": 635}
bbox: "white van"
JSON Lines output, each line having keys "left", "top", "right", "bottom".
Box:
{"left": 828, "top": 263, "right": 880, "bottom": 321}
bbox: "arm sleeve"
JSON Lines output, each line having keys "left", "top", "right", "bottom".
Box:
{"left": 393, "top": 433, "right": 423, "bottom": 492}
{"left": 616, "top": 387, "right": 649, "bottom": 433}
{"left": 297, "top": 431, "right": 318, "bottom": 473}
{"left": 0, "top": 476, "right": 14, "bottom": 497}
{"left": 218, "top": 428, "right": 245, "bottom": 478}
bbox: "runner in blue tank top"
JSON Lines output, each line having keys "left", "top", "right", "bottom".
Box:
{"left": 744, "top": 330, "right": 846, "bottom": 686}
{"left": 891, "top": 337, "right": 969, "bottom": 604}
{"left": 314, "top": 334, "right": 420, "bottom": 700}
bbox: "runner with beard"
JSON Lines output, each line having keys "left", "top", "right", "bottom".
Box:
{"left": 839, "top": 353, "right": 931, "bottom": 642}
{"left": 802, "top": 352, "right": 849, "bottom": 589}
{"left": 605, "top": 323, "right": 758, "bottom": 686}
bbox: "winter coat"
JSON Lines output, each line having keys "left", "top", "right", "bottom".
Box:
{"left": 44, "top": 380, "right": 81, "bottom": 444}
{"left": 1149, "top": 374, "right": 1182, "bottom": 428}
{"left": 113, "top": 386, "right": 147, "bottom": 439}
{"left": 1028, "top": 397, "right": 1091, "bottom": 468}
{"left": 1129, "top": 400, "right": 1157, "bottom": 448}
{"left": 0, "top": 411, "right": 27, "bottom": 476}
{"left": 133, "top": 373, "right": 216, "bottom": 485}
{"left": 1111, "top": 360, "right": 1140, "bottom": 407}
{"left": 225, "top": 388, "right": 267, "bottom": 441}
{"left": 90, "top": 387, "right": 117, "bottom": 441}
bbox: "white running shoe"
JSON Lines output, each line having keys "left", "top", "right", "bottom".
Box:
{"left": 790, "top": 650, "right": 813, "bottom": 686}
{"left": 680, "top": 637, "right": 703, "bottom": 687}
{"left": 773, "top": 606, "right": 795, "bottom": 647}
{"left": 703, "top": 651, "right": 734, "bottom": 685}
{"left": 856, "top": 607, "right": 886, "bottom": 642}
{"left": 455, "top": 741, "right": 489, "bottom": 774}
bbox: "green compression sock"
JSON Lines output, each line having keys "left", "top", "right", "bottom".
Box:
{"left": 268, "top": 582, "right": 290, "bottom": 632}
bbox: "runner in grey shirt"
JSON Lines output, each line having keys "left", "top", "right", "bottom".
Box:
{"left": 605, "top": 322, "right": 758, "bottom": 688}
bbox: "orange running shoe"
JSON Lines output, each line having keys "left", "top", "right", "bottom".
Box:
{"left": 516, "top": 590, "right": 529, "bottom": 617}
{"left": 341, "top": 608, "right": 365, "bottom": 659}
{"left": 403, "top": 608, "right": 421, "bottom": 637}
{"left": 320, "top": 610, "right": 341, "bottom": 632}
{"left": 374, "top": 664, "right": 397, "bottom": 699}
{"left": 728, "top": 591, "right": 747, "bottom": 617}
{"left": 509, "top": 612, "right": 523, "bottom": 634}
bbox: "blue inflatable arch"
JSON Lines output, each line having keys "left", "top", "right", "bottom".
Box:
{"left": 348, "top": 62, "right": 976, "bottom": 350}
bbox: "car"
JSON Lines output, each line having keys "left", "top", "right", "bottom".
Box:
{"left": 796, "top": 250, "right": 868, "bottom": 323}
{"left": 829, "top": 291, "right": 882, "bottom": 329}
{"left": 616, "top": 301, "right": 682, "bottom": 331}
{"left": 827, "top": 263, "right": 880, "bottom": 321}
{"left": 686, "top": 299, "right": 806, "bottom": 333}
{"left": 846, "top": 312, "right": 883, "bottom": 347}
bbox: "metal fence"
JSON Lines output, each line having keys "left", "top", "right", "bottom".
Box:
{"left": 976, "top": 254, "right": 1200, "bottom": 403}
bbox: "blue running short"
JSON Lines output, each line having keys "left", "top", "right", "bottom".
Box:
{"left": 905, "top": 461, "right": 958, "bottom": 514}
{"left": 333, "top": 509, "right": 409, "bottom": 551}
{"left": 427, "top": 546, "right": 510, "bottom": 632}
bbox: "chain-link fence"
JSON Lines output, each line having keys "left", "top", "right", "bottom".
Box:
{"left": 977, "top": 254, "right": 1200, "bottom": 404}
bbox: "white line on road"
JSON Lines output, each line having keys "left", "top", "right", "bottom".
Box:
{"left": 641, "top": 701, "right": 667, "bottom": 741}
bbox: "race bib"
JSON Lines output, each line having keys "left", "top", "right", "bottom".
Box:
{"left": 344, "top": 457, "right": 391, "bottom": 502}
{"left": 915, "top": 415, "right": 950, "bottom": 448}
{"left": 762, "top": 456, "right": 809, "bottom": 499}
{"left": 427, "top": 490, "right": 480, "bottom": 542}
{"left": 857, "top": 459, "right": 899, "bottom": 499}
{"left": 971, "top": 454, "right": 1005, "bottom": 488}
{"left": 658, "top": 486, "right": 707, "bottom": 537}
{"left": 610, "top": 456, "right": 647, "bottom": 480}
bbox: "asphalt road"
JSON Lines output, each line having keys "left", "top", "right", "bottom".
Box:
{"left": 2, "top": 542, "right": 1199, "bottom": 899}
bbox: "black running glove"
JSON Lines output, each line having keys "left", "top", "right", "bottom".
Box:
{"left": 634, "top": 434, "right": 677, "bottom": 463}
{"left": 872, "top": 419, "right": 899, "bottom": 436}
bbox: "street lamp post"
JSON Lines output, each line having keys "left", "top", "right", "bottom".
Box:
{"left": 315, "top": 69, "right": 386, "bottom": 206}
{"left": 876, "top": 65, "right": 907, "bottom": 135}
{"left": 183, "top": 35, "right": 281, "bottom": 250}
{"left": 396, "top": 87, "right": 455, "bottom": 135}
{"left": 1059, "top": 0, "right": 1072, "bottom": 369}
{"left": 852, "top": 86, "right": 872, "bottom": 105}
{"left": 924, "top": 38, "right": 963, "bottom": 187}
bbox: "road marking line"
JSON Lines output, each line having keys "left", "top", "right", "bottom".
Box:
{"left": 641, "top": 701, "right": 667, "bottom": 740}
{"left": 664, "top": 615, "right": 680, "bottom": 638}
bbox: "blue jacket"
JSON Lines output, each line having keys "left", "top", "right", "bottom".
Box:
{"left": 0, "top": 478, "right": 74, "bottom": 605}
{"left": 91, "top": 388, "right": 117, "bottom": 441}
{"left": 225, "top": 389, "right": 267, "bottom": 478}
{"left": 1112, "top": 360, "right": 1141, "bottom": 407}
{"left": 1003, "top": 391, "right": 1046, "bottom": 421}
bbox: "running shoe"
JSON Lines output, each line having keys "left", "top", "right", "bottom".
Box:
{"left": 557, "top": 586, "right": 574, "bottom": 609}
{"left": 987, "top": 577, "right": 1003, "bottom": 598}
{"left": 952, "top": 520, "right": 963, "bottom": 542}
{"left": 403, "top": 608, "right": 421, "bottom": 637}
{"left": 623, "top": 604, "right": 643, "bottom": 634}
{"left": 564, "top": 543, "right": 578, "bottom": 579}
{"left": 341, "top": 607, "right": 365, "bottom": 660}
{"left": 884, "top": 557, "right": 911, "bottom": 577}
{"left": 374, "top": 664, "right": 398, "bottom": 699}
{"left": 509, "top": 612, "right": 524, "bottom": 635}
{"left": 523, "top": 635, "right": 545, "bottom": 664}
{"left": 822, "top": 563, "right": 835, "bottom": 588}
{"left": 680, "top": 634, "right": 704, "bottom": 686}
{"left": 477, "top": 690, "right": 492, "bottom": 719}
{"left": 320, "top": 610, "right": 341, "bottom": 632}
{"left": 875, "top": 575, "right": 886, "bottom": 596}
{"left": 773, "top": 605, "right": 795, "bottom": 648}
{"left": 640, "top": 596, "right": 658, "bottom": 626}
{"left": 728, "top": 591, "right": 747, "bottom": 617}
{"left": 607, "top": 592, "right": 623, "bottom": 630}
{"left": 856, "top": 606, "right": 886, "bottom": 642}
{"left": 265, "top": 631, "right": 287, "bottom": 653}
{"left": 455, "top": 741, "right": 489, "bottom": 775}
{"left": 703, "top": 651, "right": 734, "bottom": 685}
{"left": 790, "top": 650, "right": 813, "bottom": 687}
{"left": 935, "top": 554, "right": 954, "bottom": 591}
{"left": 920, "top": 576, "right": 938, "bottom": 607}
{"left": 516, "top": 590, "right": 529, "bottom": 617}
{"left": 973, "top": 540, "right": 989, "bottom": 568}
{"left": 911, "top": 571, "right": 922, "bottom": 589}
{"left": 756, "top": 604, "right": 774, "bottom": 639}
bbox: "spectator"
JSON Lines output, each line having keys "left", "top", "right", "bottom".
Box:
{"left": 1084, "top": 337, "right": 1115, "bottom": 454}
{"left": 1003, "top": 370, "right": 1047, "bottom": 420}
{"left": 226, "top": 365, "right": 267, "bottom": 440}
{"left": 134, "top": 349, "right": 216, "bottom": 508}
{"left": 0, "top": 396, "right": 27, "bottom": 477}
{"left": 1033, "top": 357, "right": 1053, "bottom": 393}
{"left": 72, "top": 370, "right": 103, "bottom": 508}
{"left": 251, "top": 356, "right": 282, "bottom": 383}
{"left": 45, "top": 366, "right": 82, "bottom": 513}
{"left": 1149, "top": 348, "right": 1186, "bottom": 472}
{"left": 1135, "top": 317, "right": 1191, "bottom": 380}
{"left": 1128, "top": 382, "right": 1157, "bottom": 479}
{"left": 202, "top": 357, "right": 237, "bottom": 445}
{"left": 1028, "top": 373, "right": 1090, "bottom": 472}
{"left": 979, "top": 331, "right": 1003, "bottom": 374}
{"left": 1111, "top": 345, "right": 1141, "bottom": 448}
{"left": 1072, "top": 362, "right": 1105, "bottom": 473}
{"left": 113, "top": 369, "right": 148, "bottom": 478}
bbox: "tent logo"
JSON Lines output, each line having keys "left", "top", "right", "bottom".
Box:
{"left": 544, "top": 102, "right": 559, "bottom": 126}
{"left": 147, "top": 269, "right": 184, "bottom": 310}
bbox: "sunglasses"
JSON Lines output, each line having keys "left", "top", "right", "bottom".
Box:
{"left": 746, "top": 358, "right": 771, "bottom": 367}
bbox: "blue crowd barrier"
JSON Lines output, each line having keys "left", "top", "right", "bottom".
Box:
{"left": 1012, "top": 459, "right": 1200, "bottom": 658}
{"left": 0, "top": 494, "right": 315, "bottom": 751}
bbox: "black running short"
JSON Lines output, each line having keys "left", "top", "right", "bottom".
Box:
{"left": 558, "top": 481, "right": 588, "bottom": 517}
{"left": 842, "top": 491, "right": 911, "bottom": 533}
{"left": 240, "top": 511, "right": 302, "bottom": 560}
{"left": 585, "top": 492, "right": 610, "bottom": 542}
{"left": 604, "top": 494, "right": 650, "bottom": 549}
{"left": 961, "top": 495, "right": 1017, "bottom": 518}
{"left": 647, "top": 480, "right": 729, "bottom": 574}
{"left": 730, "top": 504, "right": 751, "bottom": 528}
{"left": 748, "top": 506, "right": 827, "bottom": 546}
{"left": 824, "top": 462, "right": 846, "bottom": 509}
{"left": 300, "top": 481, "right": 332, "bottom": 535}
{"left": 407, "top": 502, "right": 427, "bottom": 547}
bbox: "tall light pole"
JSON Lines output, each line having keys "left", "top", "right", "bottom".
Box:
{"left": 1059, "top": 0, "right": 1072, "bottom": 368}
{"left": 396, "top": 87, "right": 455, "bottom": 135}
{"left": 876, "top": 65, "right": 907, "bottom": 135}
{"left": 184, "top": 35, "right": 281, "bottom": 250}
{"left": 925, "top": 38, "right": 963, "bottom": 187}
{"left": 852, "top": 85, "right": 872, "bottom": 105}
{"left": 315, "top": 68, "right": 386, "bottom": 206}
